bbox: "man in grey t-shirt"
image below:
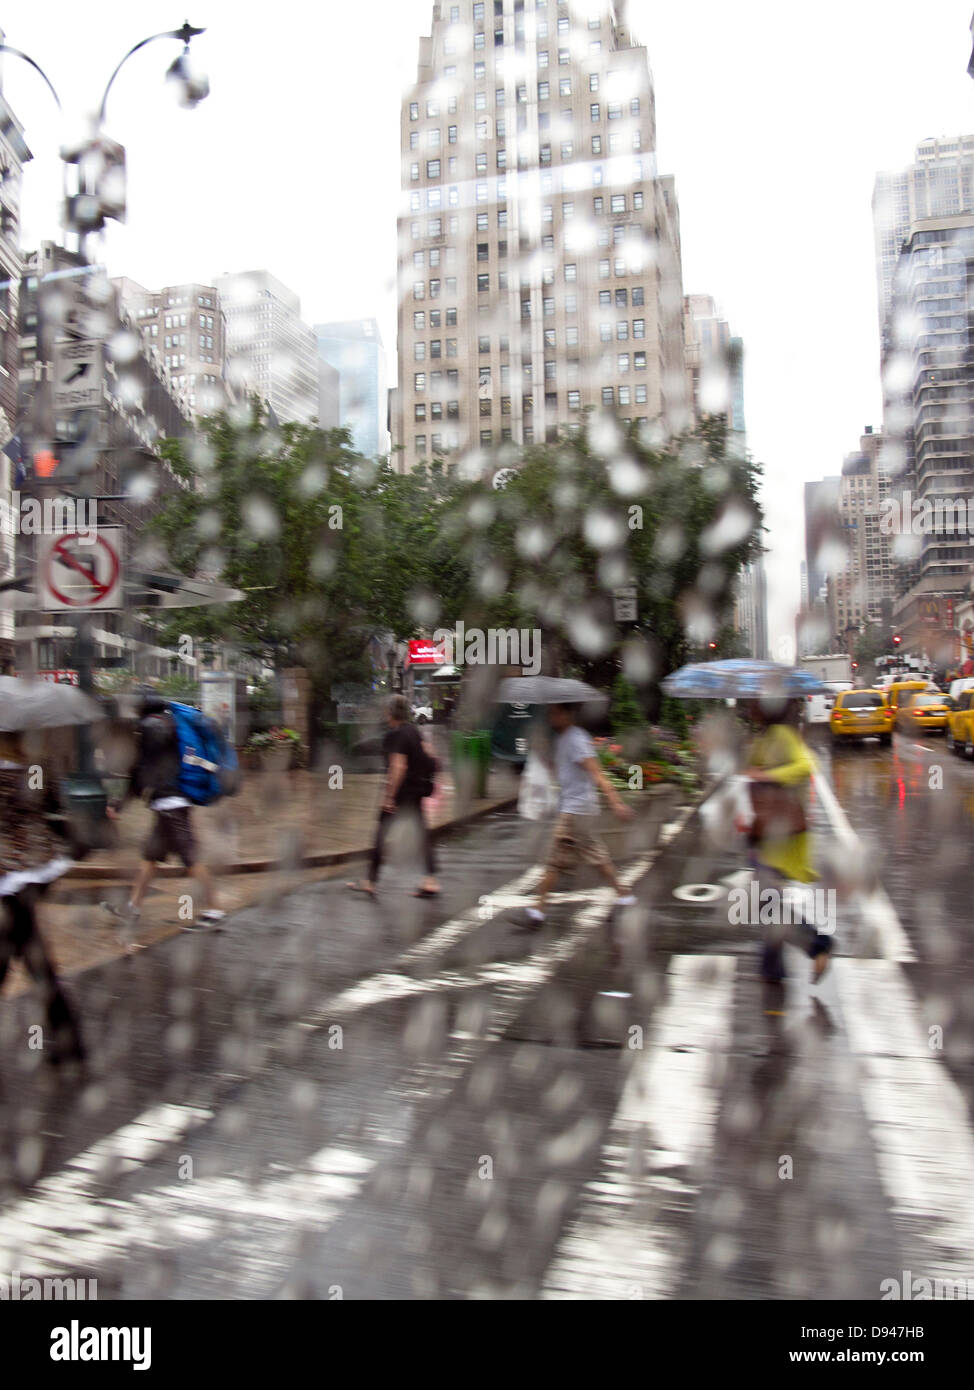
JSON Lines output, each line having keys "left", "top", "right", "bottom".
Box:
{"left": 524, "top": 703, "right": 635, "bottom": 927}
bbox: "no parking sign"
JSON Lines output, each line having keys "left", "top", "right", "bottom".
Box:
{"left": 38, "top": 528, "right": 123, "bottom": 611}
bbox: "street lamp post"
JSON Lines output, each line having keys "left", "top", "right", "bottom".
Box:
{"left": 1, "top": 24, "right": 209, "bottom": 790}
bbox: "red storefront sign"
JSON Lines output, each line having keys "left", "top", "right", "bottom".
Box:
{"left": 407, "top": 639, "right": 447, "bottom": 666}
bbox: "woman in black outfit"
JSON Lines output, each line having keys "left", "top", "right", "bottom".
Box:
{"left": 347, "top": 695, "right": 439, "bottom": 899}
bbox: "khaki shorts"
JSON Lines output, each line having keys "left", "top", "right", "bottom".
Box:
{"left": 545, "top": 813, "right": 613, "bottom": 873}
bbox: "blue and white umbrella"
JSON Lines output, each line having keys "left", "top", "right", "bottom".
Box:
{"left": 661, "top": 659, "right": 831, "bottom": 700}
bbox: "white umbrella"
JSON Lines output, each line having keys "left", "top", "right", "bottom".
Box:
{"left": 0, "top": 676, "right": 105, "bottom": 731}
{"left": 494, "top": 676, "right": 608, "bottom": 706}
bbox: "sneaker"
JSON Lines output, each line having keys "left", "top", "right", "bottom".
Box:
{"left": 183, "top": 910, "right": 226, "bottom": 933}
{"left": 101, "top": 900, "right": 140, "bottom": 924}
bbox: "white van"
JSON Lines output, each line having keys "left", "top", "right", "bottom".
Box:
{"left": 803, "top": 680, "right": 853, "bottom": 730}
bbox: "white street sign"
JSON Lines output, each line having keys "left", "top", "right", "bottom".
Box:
{"left": 38, "top": 527, "right": 123, "bottom": 611}
{"left": 613, "top": 585, "right": 638, "bottom": 622}
{"left": 54, "top": 339, "right": 103, "bottom": 411}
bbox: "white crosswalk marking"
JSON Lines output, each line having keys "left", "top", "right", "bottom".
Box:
{"left": 833, "top": 958, "right": 974, "bottom": 1277}
{"left": 542, "top": 955, "right": 736, "bottom": 1300}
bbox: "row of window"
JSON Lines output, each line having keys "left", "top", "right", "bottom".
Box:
{"left": 414, "top": 383, "right": 650, "bottom": 421}
{"left": 412, "top": 348, "right": 649, "bottom": 382}
{"left": 406, "top": 192, "right": 643, "bottom": 244}
{"left": 415, "top": 418, "right": 652, "bottom": 455}
{"left": 410, "top": 285, "right": 644, "bottom": 329}
{"left": 409, "top": 130, "right": 641, "bottom": 181}
{"left": 407, "top": 159, "right": 645, "bottom": 210}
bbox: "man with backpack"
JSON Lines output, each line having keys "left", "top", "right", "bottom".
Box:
{"left": 102, "top": 693, "right": 226, "bottom": 934}
{"left": 347, "top": 694, "right": 440, "bottom": 899}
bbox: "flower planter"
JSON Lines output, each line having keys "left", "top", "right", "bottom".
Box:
{"left": 597, "top": 781, "right": 682, "bottom": 856}
{"left": 259, "top": 745, "right": 293, "bottom": 773}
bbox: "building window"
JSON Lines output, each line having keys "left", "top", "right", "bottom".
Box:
{"left": 617, "top": 321, "right": 629, "bottom": 340}
{"left": 630, "top": 97, "right": 641, "bottom": 115}
{"left": 415, "top": 435, "right": 427, "bottom": 453}
{"left": 611, "top": 194, "right": 626, "bottom": 214}
{"left": 632, "top": 286, "right": 644, "bottom": 306}
{"left": 615, "top": 287, "right": 627, "bottom": 306}
{"left": 474, "top": 30, "right": 485, "bottom": 48}
{"left": 479, "top": 336, "right": 490, "bottom": 353}
{"left": 538, "top": 48, "right": 548, "bottom": 66}
{"left": 415, "top": 342, "right": 426, "bottom": 360}
{"left": 413, "top": 311, "right": 426, "bottom": 330}
{"left": 618, "top": 353, "right": 630, "bottom": 372}
{"left": 633, "top": 190, "right": 644, "bottom": 210}
{"left": 413, "top": 281, "right": 425, "bottom": 300}
{"left": 447, "top": 338, "right": 458, "bottom": 356}
{"left": 409, "top": 102, "right": 419, "bottom": 120}
{"left": 564, "top": 263, "right": 577, "bottom": 281}
{"left": 602, "top": 387, "right": 614, "bottom": 405}
{"left": 598, "top": 259, "right": 610, "bottom": 279}
{"left": 560, "top": 141, "right": 573, "bottom": 160}
{"left": 480, "top": 430, "right": 493, "bottom": 446}
{"left": 608, "top": 102, "right": 622, "bottom": 120}
{"left": 618, "top": 385, "right": 631, "bottom": 406}
{"left": 633, "top": 318, "right": 645, "bottom": 338}
{"left": 559, "top": 77, "right": 571, "bottom": 96}
{"left": 558, "top": 47, "right": 569, "bottom": 64}
{"left": 427, "top": 159, "right": 440, "bottom": 178}
{"left": 415, "top": 403, "right": 427, "bottom": 420}
{"left": 477, "top": 273, "right": 490, "bottom": 292}
{"left": 634, "top": 351, "right": 646, "bottom": 370}
{"left": 635, "top": 384, "right": 647, "bottom": 403}
{"left": 538, "top": 80, "right": 550, "bottom": 100}
{"left": 568, "top": 390, "right": 581, "bottom": 410}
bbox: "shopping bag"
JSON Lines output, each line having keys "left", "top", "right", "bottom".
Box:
{"left": 518, "top": 752, "right": 558, "bottom": 820}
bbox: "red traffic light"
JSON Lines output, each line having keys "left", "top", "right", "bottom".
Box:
{"left": 892, "top": 634, "right": 902, "bottom": 645}
{"left": 33, "top": 449, "right": 59, "bottom": 478}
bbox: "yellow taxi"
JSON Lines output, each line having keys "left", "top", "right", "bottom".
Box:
{"left": 829, "top": 689, "right": 894, "bottom": 745}
{"left": 884, "top": 679, "right": 932, "bottom": 713}
{"left": 896, "top": 690, "right": 953, "bottom": 735}
{"left": 946, "top": 689, "right": 974, "bottom": 756}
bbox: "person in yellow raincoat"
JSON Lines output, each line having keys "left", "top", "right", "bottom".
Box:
{"left": 742, "top": 698, "right": 831, "bottom": 985}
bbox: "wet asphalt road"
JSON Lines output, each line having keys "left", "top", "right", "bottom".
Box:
{"left": 1, "top": 732, "right": 973, "bottom": 1301}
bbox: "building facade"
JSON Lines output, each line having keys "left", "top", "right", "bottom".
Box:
{"left": 883, "top": 214, "right": 974, "bottom": 658}
{"left": 0, "top": 86, "right": 31, "bottom": 668}
{"left": 113, "top": 278, "right": 230, "bottom": 420}
{"left": 15, "top": 244, "right": 196, "bottom": 680}
{"left": 315, "top": 318, "right": 387, "bottom": 456}
{"left": 873, "top": 136, "right": 974, "bottom": 334}
{"left": 393, "top": 0, "right": 688, "bottom": 473}
{"left": 825, "top": 428, "right": 894, "bottom": 645}
{"left": 216, "top": 270, "right": 321, "bottom": 425}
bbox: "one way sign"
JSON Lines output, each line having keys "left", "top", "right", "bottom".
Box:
{"left": 53, "top": 339, "right": 103, "bottom": 411}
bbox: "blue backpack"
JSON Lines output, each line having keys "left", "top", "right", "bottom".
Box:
{"left": 168, "top": 702, "right": 240, "bottom": 806}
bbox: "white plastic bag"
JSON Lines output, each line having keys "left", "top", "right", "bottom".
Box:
{"left": 699, "top": 775, "right": 753, "bottom": 847}
{"left": 518, "top": 752, "right": 559, "bottom": 820}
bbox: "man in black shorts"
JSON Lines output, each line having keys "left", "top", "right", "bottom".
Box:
{"left": 347, "top": 694, "right": 439, "bottom": 898}
{"left": 102, "top": 694, "right": 224, "bottom": 936}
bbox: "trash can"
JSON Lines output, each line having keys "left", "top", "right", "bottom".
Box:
{"left": 450, "top": 730, "right": 491, "bottom": 800}
{"left": 61, "top": 775, "right": 112, "bottom": 854}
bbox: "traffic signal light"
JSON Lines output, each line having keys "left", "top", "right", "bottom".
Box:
{"left": 892, "top": 634, "right": 902, "bottom": 647}
{"left": 62, "top": 136, "right": 126, "bottom": 235}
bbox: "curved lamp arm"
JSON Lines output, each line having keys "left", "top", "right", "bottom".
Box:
{"left": 0, "top": 43, "right": 62, "bottom": 110}
{"left": 97, "top": 22, "right": 205, "bottom": 126}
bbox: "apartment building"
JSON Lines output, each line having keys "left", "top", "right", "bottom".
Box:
{"left": 114, "top": 277, "right": 229, "bottom": 420}
{"left": 393, "top": 0, "right": 688, "bottom": 473}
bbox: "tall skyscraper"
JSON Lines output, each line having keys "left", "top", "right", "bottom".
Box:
{"left": 825, "top": 428, "right": 893, "bottom": 643}
{"left": 393, "top": 0, "right": 688, "bottom": 474}
{"left": 315, "top": 318, "right": 388, "bottom": 457}
{"left": 684, "top": 292, "right": 765, "bottom": 655}
{"left": 873, "top": 136, "right": 974, "bottom": 333}
{"left": 884, "top": 213, "right": 974, "bottom": 655}
{"left": 113, "top": 278, "right": 230, "bottom": 420}
{"left": 216, "top": 270, "right": 321, "bottom": 425}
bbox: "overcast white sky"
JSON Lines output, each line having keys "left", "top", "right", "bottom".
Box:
{"left": 5, "top": 0, "right": 974, "bottom": 656}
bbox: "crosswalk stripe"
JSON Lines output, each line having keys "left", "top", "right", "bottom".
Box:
{"left": 833, "top": 958, "right": 974, "bottom": 1277}
{"left": 542, "top": 954, "right": 736, "bottom": 1300}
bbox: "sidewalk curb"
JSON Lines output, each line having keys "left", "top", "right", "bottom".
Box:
{"left": 63, "top": 794, "right": 521, "bottom": 881}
